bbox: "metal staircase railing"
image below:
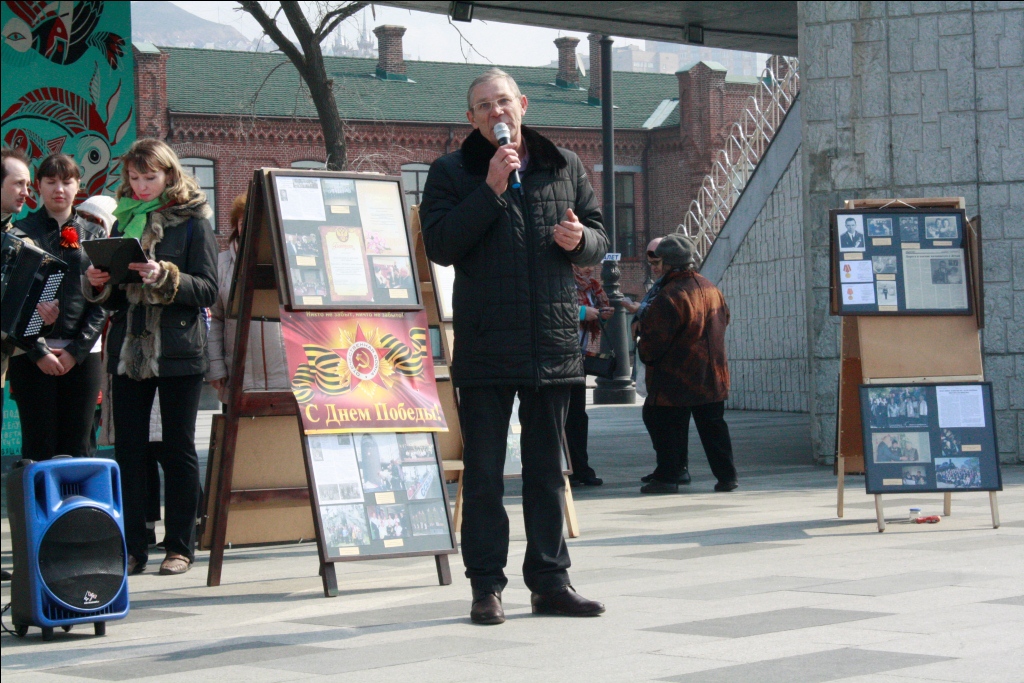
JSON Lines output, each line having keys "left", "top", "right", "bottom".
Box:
{"left": 678, "top": 56, "right": 800, "bottom": 261}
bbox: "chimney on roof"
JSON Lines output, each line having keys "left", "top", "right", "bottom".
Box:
{"left": 587, "top": 34, "right": 602, "bottom": 105}
{"left": 554, "top": 36, "right": 580, "bottom": 89}
{"left": 373, "top": 25, "right": 408, "bottom": 81}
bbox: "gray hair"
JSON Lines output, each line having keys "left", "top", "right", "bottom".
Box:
{"left": 466, "top": 68, "right": 522, "bottom": 109}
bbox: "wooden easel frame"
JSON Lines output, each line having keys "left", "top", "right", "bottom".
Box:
{"left": 203, "top": 171, "right": 454, "bottom": 594}
{"left": 833, "top": 198, "right": 998, "bottom": 531}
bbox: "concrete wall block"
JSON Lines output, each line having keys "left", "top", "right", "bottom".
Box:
{"left": 919, "top": 71, "right": 948, "bottom": 123}
{"left": 941, "top": 112, "right": 979, "bottom": 181}
{"left": 826, "top": 2, "right": 860, "bottom": 21}
{"left": 891, "top": 116, "right": 922, "bottom": 185}
{"left": 984, "top": 244, "right": 1014, "bottom": 282}
{"left": 861, "top": 2, "right": 888, "bottom": 18}
{"left": 887, "top": 2, "right": 914, "bottom": 16}
{"left": 992, "top": 377, "right": 1011, "bottom": 410}
{"left": 911, "top": 1, "right": 945, "bottom": 13}
{"left": 888, "top": 16, "right": 918, "bottom": 71}
{"left": 1018, "top": 412, "right": 1024, "bottom": 463}
{"left": 1003, "top": 119, "right": 1024, "bottom": 179}
{"left": 834, "top": 78, "right": 854, "bottom": 129}
{"left": 938, "top": 11, "right": 974, "bottom": 34}
{"left": 913, "top": 16, "right": 940, "bottom": 71}
{"left": 802, "top": 1, "right": 828, "bottom": 25}
{"left": 832, "top": 129, "right": 865, "bottom": 189}
{"left": 855, "top": 118, "right": 893, "bottom": 185}
{"left": 986, "top": 352, "right": 1017, "bottom": 379}
{"left": 1015, "top": 244, "right": 1024, "bottom": 286}
{"left": 1011, "top": 364, "right": 1024, "bottom": 408}
{"left": 890, "top": 72, "right": 922, "bottom": 114}
{"left": 977, "top": 69, "right": 1009, "bottom": 111}
{"left": 1008, "top": 68, "right": 1024, "bottom": 119}
{"left": 974, "top": 12, "right": 1004, "bottom": 68}
{"left": 995, "top": 410, "right": 1018, "bottom": 453}
{"left": 998, "top": 11, "right": 1023, "bottom": 67}
{"left": 854, "top": 18, "right": 887, "bottom": 42}
{"left": 803, "top": 23, "right": 833, "bottom": 80}
{"left": 828, "top": 22, "right": 855, "bottom": 77}
{"left": 978, "top": 111, "right": 1009, "bottom": 182}
{"left": 982, "top": 316, "right": 1007, "bottom": 353}
{"left": 944, "top": 1, "right": 973, "bottom": 10}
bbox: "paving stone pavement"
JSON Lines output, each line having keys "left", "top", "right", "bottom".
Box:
{"left": 2, "top": 404, "right": 1022, "bottom": 682}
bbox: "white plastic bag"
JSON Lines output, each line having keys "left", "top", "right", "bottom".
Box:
{"left": 634, "top": 350, "right": 647, "bottom": 398}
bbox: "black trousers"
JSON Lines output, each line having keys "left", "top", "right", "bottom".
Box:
{"left": 565, "top": 383, "right": 595, "bottom": 479}
{"left": 643, "top": 400, "right": 738, "bottom": 484}
{"left": 113, "top": 373, "right": 203, "bottom": 564}
{"left": 9, "top": 352, "right": 103, "bottom": 459}
{"left": 458, "top": 385, "right": 572, "bottom": 594}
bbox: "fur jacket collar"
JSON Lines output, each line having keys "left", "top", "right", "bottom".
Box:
{"left": 460, "top": 125, "right": 568, "bottom": 177}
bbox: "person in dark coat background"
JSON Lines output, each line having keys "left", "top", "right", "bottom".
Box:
{"left": 420, "top": 68, "right": 609, "bottom": 625}
{"left": 636, "top": 234, "right": 738, "bottom": 494}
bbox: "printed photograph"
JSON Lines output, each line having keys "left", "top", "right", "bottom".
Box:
{"left": 837, "top": 214, "right": 866, "bottom": 252}
{"left": 319, "top": 504, "right": 370, "bottom": 547}
{"left": 871, "top": 431, "right": 931, "bottom": 463}
{"left": 355, "top": 433, "right": 402, "bottom": 492}
{"left": 366, "top": 503, "right": 411, "bottom": 540}
{"left": 899, "top": 216, "right": 920, "bottom": 241}
{"left": 285, "top": 231, "right": 323, "bottom": 258}
{"left": 321, "top": 178, "right": 361, "bottom": 227}
{"left": 290, "top": 267, "right": 328, "bottom": 297}
{"left": 370, "top": 256, "right": 415, "bottom": 293}
{"left": 402, "top": 464, "right": 443, "bottom": 500}
{"left": 409, "top": 501, "right": 450, "bottom": 536}
{"left": 398, "top": 433, "right": 435, "bottom": 462}
{"left": 318, "top": 484, "right": 343, "bottom": 503}
{"left": 930, "top": 258, "right": 963, "bottom": 285}
{"left": 872, "top": 256, "right": 897, "bottom": 274}
{"left": 866, "top": 217, "right": 893, "bottom": 237}
{"left": 902, "top": 465, "right": 927, "bottom": 486}
{"left": 867, "top": 387, "right": 929, "bottom": 430}
{"left": 935, "top": 457, "right": 981, "bottom": 489}
{"left": 925, "top": 216, "right": 958, "bottom": 240}
{"left": 875, "top": 281, "right": 899, "bottom": 306}
{"left": 940, "top": 428, "right": 962, "bottom": 457}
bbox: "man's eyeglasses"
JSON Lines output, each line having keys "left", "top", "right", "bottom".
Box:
{"left": 471, "top": 97, "right": 515, "bottom": 115}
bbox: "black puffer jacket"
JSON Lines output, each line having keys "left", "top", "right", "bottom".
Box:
{"left": 420, "top": 126, "right": 608, "bottom": 387}
{"left": 14, "top": 209, "right": 107, "bottom": 364}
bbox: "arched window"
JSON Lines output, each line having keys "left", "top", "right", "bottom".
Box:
{"left": 179, "top": 158, "right": 216, "bottom": 227}
{"left": 291, "top": 160, "right": 327, "bottom": 169}
{"left": 401, "top": 163, "right": 430, "bottom": 206}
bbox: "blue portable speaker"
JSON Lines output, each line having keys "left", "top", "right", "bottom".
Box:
{"left": 6, "top": 458, "right": 129, "bottom": 640}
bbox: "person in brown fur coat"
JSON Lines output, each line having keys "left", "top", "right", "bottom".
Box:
{"left": 636, "top": 233, "right": 738, "bottom": 494}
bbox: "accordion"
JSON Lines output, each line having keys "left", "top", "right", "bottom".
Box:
{"left": 1, "top": 231, "right": 67, "bottom": 351}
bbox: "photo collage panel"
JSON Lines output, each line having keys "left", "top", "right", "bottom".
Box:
{"left": 273, "top": 175, "right": 418, "bottom": 308}
{"left": 858, "top": 384, "right": 1001, "bottom": 494}
{"left": 309, "top": 432, "right": 453, "bottom": 559}
{"left": 833, "top": 210, "right": 970, "bottom": 315}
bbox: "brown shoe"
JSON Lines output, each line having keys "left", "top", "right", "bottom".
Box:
{"left": 159, "top": 554, "right": 192, "bottom": 575}
{"left": 470, "top": 589, "right": 505, "bottom": 625}
{"left": 531, "top": 585, "right": 605, "bottom": 616}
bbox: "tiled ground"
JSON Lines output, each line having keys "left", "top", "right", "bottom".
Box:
{"left": 2, "top": 404, "right": 1021, "bottom": 682}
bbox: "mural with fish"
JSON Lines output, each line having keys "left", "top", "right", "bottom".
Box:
{"left": 1, "top": 1, "right": 134, "bottom": 213}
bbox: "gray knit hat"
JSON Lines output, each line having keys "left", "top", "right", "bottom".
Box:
{"left": 655, "top": 233, "right": 697, "bottom": 269}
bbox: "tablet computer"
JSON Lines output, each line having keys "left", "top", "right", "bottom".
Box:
{"left": 83, "top": 238, "right": 148, "bottom": 285}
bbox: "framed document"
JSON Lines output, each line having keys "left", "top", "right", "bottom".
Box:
{"left": 266, "top": 170, "right": 421, "bottom": 310}
{"left": 430, "top": 262, "right": 455, "bottom": 322}
{"left": 830, "top": 208, "right": 973, "bottom": 316}
{"left": 858, "top": 383, "right": 1002, "bottom": 494}
{"left": 306, "top": 431, "right": 456, "bottom": 561}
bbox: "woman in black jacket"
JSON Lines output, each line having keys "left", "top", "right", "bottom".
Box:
{"left": 86, "top": 139, "right": 218, "bottom": 576}
{"left": 9, "top": 153, "right": 106, "bottom": 459}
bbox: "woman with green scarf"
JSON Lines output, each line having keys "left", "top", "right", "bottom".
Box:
{"left": 85, "top": 138, "right": 218, "bottom": 576}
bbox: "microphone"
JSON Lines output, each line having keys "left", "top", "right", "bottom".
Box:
{"left": 492, "top": 122, "right": 522, "bottom": 191}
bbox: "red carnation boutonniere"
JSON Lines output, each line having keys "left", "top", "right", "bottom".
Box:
{"left": 60, "top": 225, "right": 80, "bottom": 249}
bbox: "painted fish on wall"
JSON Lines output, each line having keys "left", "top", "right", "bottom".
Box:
{"left": 2, "top": 1, "right": 124, "bottom": 69}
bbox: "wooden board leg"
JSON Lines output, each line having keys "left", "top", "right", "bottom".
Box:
{"left": 943, "top": 492, "right": 952, "bottom": 517}
{"left": 452, "top": 470, "right": 464, "bottom": 533}
{"left": 837, "top": 455, "right": 845, "bottom": 518}
{"left": 989, "top": 491, "right": 1000, "bottom": 529}
{"left": 321, "top": 561, "right": 338, "bottom": 598}
{"left": 435, "top": 554, "right": 452, "bottom": 585}
{"left": 874, "top": 494, "right": 886, "bottom": 532}
{"left": 564, "top": 474, "right": 580, "bottom": 538}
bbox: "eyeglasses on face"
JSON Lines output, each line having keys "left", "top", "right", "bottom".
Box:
{"left": 471, "top": 97, "right": 515, "bottom": 115}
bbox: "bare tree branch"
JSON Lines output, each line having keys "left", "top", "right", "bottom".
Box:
{"left": 315, "top": 2, "right": 368, "bottom": 43}
{"left": 238, "top": 1, "right": 306, "bottom": 71}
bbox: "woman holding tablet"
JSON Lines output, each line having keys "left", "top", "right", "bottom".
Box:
{"left": 85, "top": 139, "right": 218, "bottom": 576}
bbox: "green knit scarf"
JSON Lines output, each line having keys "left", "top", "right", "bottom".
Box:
{"left": 113, "top": 194, "right": 165, "bottom": 240}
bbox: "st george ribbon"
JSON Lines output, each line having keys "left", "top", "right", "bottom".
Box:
{"left": 281, "top": 310, "right": 448, "bottom": 434}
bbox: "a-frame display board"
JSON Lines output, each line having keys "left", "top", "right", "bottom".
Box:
{"left": 832, "top": 197, "right": 999, "bottom": 531}
{"left": 408, "top": 207, "right": 581, "bottom": 538}
{"left": 203, "top": 169, "right": 456, "bottom": 596}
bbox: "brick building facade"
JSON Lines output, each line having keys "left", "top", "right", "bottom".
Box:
{"left": 133, "top": 29, "right": 761, "bottom": 295}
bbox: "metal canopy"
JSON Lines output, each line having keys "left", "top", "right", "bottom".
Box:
{"left": 375, "top": 1, "right": 798, "bottom": 56}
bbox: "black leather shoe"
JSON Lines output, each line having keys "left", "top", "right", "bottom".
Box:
{"left": 571, "top": 474, "right": 603, "bottom": 486}
{"left": 641, "top": 468, "right": 690, "bottom": 484}
{"left": 531, "top": 585, "right": 605, "bottom": 616}
{"left": 640, "top": 479, "right": 679, "bottom": 494}
{"left": 1, "top": 569, "right": 11, "bottom": 581}
{"left": 714, "top": 480, "right": 739, "bottom": 492}
{"left": 470, "top": 589, "right": 505, "bottom": 625}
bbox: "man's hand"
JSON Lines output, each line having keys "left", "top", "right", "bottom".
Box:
{"left": 584, "top": 306, "right": 599, "bottom": 321}
{"left": 554, "top": 208, "right": 584, "bottom": 251}
{"left": 86, "top": 265, "right": 110, "bottom": 289}
{"left": 36, "top": 300, "right": 59, "bottom": 325}
{"left": 53, "top": 348, "right": 76, "bottom": 373}
{"left": 486, "top": 143, "right": 521, "bottom": 196}
{"left": 36, "top": 353, "right": 65, "bottom": 376}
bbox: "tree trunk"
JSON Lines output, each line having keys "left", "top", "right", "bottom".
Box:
{"left": 302, "top": 53, "right": 347, "bottom": 171}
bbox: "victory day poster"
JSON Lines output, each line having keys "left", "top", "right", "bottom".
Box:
{"left": 281, "top": 310, "right": 448, "bottom": 434}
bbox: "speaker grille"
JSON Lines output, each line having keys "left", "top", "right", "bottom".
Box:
{"left": 39, "top": 507, "right": 125, "bottom": 610}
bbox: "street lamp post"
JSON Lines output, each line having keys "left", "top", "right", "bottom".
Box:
{"left": 593, "top": 35, "right": 636, "bottom": 405}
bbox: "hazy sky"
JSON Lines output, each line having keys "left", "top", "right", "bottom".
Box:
{"left": 169, "top": 1, "right": 646, "bottom": 65}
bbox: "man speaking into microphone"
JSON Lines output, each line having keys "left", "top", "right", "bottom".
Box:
{"left": 421, "top": 68, "right": 608, "bottom": 625}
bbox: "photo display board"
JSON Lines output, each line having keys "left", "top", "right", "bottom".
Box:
{"left": 830, "top": 208, "right": 972, "bottom": 315}
{"left": 858, "top": 383, "right": 1001, "bottom": 494}
{"left": 270, "top": 172, "right": 419, "bottom": 310}
{"left": 307, "top": 431, "right": 456, "bottom": 561}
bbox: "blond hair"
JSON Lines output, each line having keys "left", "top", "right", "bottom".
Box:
{"left": 466, "top": 68, "right": 522, "bottom": 110}
{"left": 115, "top": 138, "right": 199, "bottom": 204}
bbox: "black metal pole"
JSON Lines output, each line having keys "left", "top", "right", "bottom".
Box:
{"left": 593, "top": 35, "right": 635, "bottom": 405}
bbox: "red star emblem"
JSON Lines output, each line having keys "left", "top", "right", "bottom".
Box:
{"left": 337, "top": 324, "right": 391, "bottom": 391}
